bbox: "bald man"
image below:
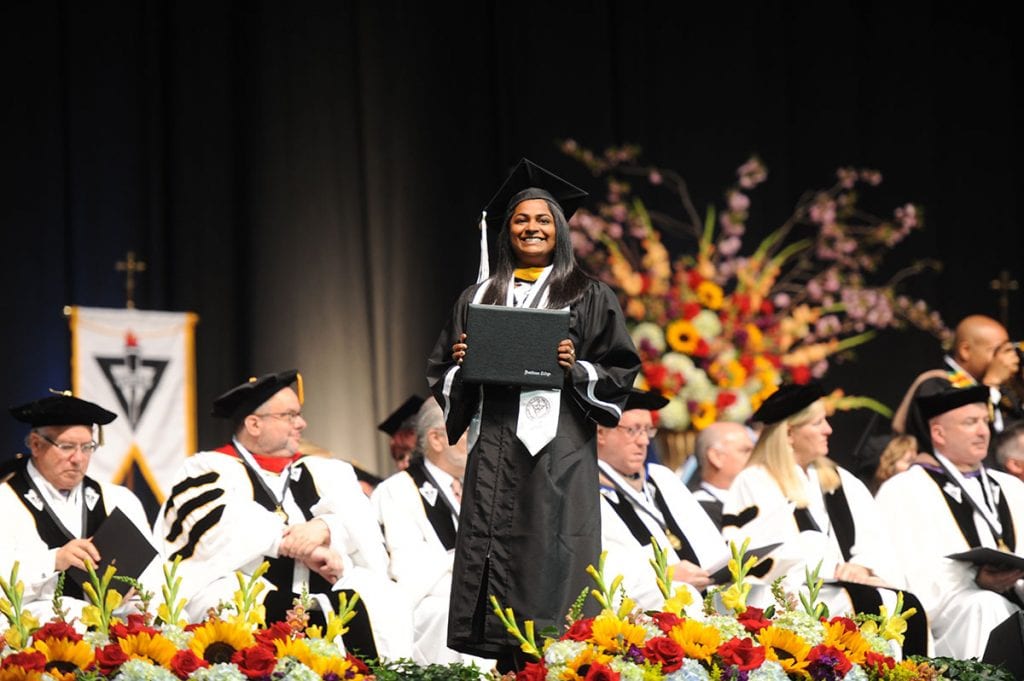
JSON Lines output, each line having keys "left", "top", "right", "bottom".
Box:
{"left": 690, "top": 422, "right": 755, "bottom": 529}
{"left": 946, "top": 315, "right": 1021, "bottom": 435}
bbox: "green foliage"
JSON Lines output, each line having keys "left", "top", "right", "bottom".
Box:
{"left": 369, "top": 658, "right": 496, "bottom": 681}
{"left": 909, "top": 656, "right": 1015, "bottom": 681}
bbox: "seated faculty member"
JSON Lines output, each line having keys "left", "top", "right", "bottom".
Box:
{"left": 597, "top": 389, "right": 728, "bottom": 611}
{"left": 1, "top": 393, "right": 158, "bottom": 623}
{"left": 689, "top": 421, "right": 755, "bottom": 529}
{"left": 876, "top": 381, "right": 1024, "bottom": 659}
{"left": 159, "top": 370, "right": 412, "bottom": 659}
{"left": 372, "top": 397, "right": 492, "bottom": 669}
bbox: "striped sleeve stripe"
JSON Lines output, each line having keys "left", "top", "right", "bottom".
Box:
{"left": 170, "top": 504, "right": 226, "bottom": 561}
{"left": 165, "top": 471, "right": 220, "bottom": 511}
{"left": 164, "top": 488, "right": 226, "bottom": 542}
{"left": 577, "top": 360, "right": 623, "bottom": 419}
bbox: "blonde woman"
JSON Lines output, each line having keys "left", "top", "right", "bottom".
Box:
{"left": 723, "top": 382, "right": 929, "bottom": 655}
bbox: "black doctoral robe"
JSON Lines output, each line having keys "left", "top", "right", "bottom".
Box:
{"left": 427, "top": 277, "right": 640, "bottom": 657}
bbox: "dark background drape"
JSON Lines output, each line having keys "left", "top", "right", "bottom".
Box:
{"left": 2, "top": 0, "right": 1020, "bottom": 479}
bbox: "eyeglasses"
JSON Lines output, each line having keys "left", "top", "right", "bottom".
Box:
{"left": 254, "top": 411, "right": 304, "bottom": 424}
{"left": 616, "top": 425, "right": 658, "bottom": 440}
{"left": 37, "top": 432, "right": 99, "bottom": 454}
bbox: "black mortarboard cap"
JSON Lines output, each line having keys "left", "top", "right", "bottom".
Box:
{"left": 751, "top": 381, "right": 825, "bottom": 425}
{"left": 483, "top": 158, "right": 588, "bottom": 222}
{"left": 10, "top": 394, "right": 117, "bottom": 428}
{"left": 212, "top": 370, "right": 302, "bottom": 422}
{"left": 916, "top": 383, "right": 990, "bottom": 422}
{"left": 377, "top": 395, "right": 425, "bottom": 436}
{"left": 625, "top": 388, "right": 670, "bottom": 412}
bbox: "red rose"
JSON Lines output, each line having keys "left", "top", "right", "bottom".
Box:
{"left": 232, "top": 645, "right": 278, "bottom": 679}
{"left": 583, "top": 662, "right": 620, "bottom": 681}
{"left": 828, "top": 616, "right": 857, "bottom": 633}
{"left": 32, "top": 620, "right": 83, "bottom": 643}
{"left": 686, "top": 271, "right": 704, "bottom": 291}
{"left": 96, "top": 642, "right": 130, "bottom": 675}
{"left": 682, "top": 301, "right": 702, "bottom": 320}
{"left": 759, "top": 300, "right": 774, "bottom": 315}
{"left": 110, "top": 615, "right": 159, "bottom": 640}
{"left": 643, "top": 636, "right": 684, "bottom": 672}
{"left": 1, "top": 650, "right": 47, "bottom": 671}
{"left": 649, "top": 612, "right": 683, "bottom": 634}
{"left": 717, "top": 637, "right": 766, "bottom": 671}
{"left": 170, "top": 649, "right": 209, "bottom": 680}
{"left": 254, "top": 621, "right": 293, "bottom": 649}
{"left": 736, "top": 606, "right": 772, "bottom": 634}
{"left": 791, "top": 365, "right": 811, "bottom": 384}
{"left": 516, "top": 661, "right": 548, "bottom": 681}
{"left": 562, "top": 618, "right": 594, "bottom": 642}
{"left": 716, "top": 391, "right": 738, "bottom": 410}
{"left": 693, "top": 338, "right": 710, "bottom": 358}
{"left": 864, "top": 651, "right": 896, "bottom": 673}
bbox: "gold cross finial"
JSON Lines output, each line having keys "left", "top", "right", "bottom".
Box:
{"left": 990, "top": 269, "right": 1019, "bottom": 329}
{"left": 115, "top": 251, "right": 147, "bottom": 309}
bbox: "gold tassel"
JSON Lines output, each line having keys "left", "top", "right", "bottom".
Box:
{"left": 296, "top": 372, "right": 304, "bottom": 405}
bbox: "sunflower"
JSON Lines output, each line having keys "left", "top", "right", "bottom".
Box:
{"left": 589, "top": 612, "right": 646, "bottom": 653}
{"left": 690, "top": 401, "right": 717, "bottom": 431}
{"left": 309, "top": 653, "right": 368, "bottom": 680}
{"left": 820, "top": 620, "right": 871, "bottom": 664}
{"left": 274, "top": 637, "right": 315, "bottom": 666}
{"left": 696, "top": 281, "right": 724, "bottom": 310}
{"left": 0, "top": 669, "right": 44, "bottom": 681}
{"left": 666, "top": 319, "right": 701, "bottom": 354}
{"left": 118, "top": 632, "right": 177, "bottom": 668}
{"left": 31, "top": 638, "right": 94, "bottom": 678}
{"left": 188, "top": 620, "right": 256, "bottom": 664}
{"left": 668, "top": 618, "right": 720, "bottom": 662}
{"left": 757, "top": 626, "right": 810, "bottom": 676}
{"left": 562, "top": 646, "right": 614, "bottom": 679}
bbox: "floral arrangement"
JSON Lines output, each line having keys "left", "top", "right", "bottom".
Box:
{"left": 0, "top": 560, "right": 375, "bottom": 681}
{"left": 561, "top": 142, "right": 950, "bottom": 431}
{"left": 491, "top": 540, "right": 1012, "bottom": 681}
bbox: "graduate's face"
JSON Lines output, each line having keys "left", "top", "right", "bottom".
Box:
{"left": 508, "top": 198, "right": 556, "bottom": 267}
{"left": 598, "top": 409, "right": 653, "bottom": 477}
{"left": 788, "top": 401, "right": 831, "bottom": 467}
{"left": 29, "top": 424, "right": 94, "bottom": 491}
{"left": 930, "top": 402, "right": 990, "bottom": 469}
{"left": 249, "top": 388, "right": 306, "bottom": 456}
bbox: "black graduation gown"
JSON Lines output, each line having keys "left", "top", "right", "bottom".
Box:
{"left": 427, "top": 277, "right": 640, "bottom": 657}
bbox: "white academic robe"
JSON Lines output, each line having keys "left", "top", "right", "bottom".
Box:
{"left": 725, "top": 463, "right": 911, "bottom": 616}
{"left": 371, "top": 463, "right": 493, "bottom": 669}
{"left": 599, "top": 463, "right": 729, "bottom": 613}
{"left": 0, "top": 463, "right": 159, "bottom": 626}
{"left": 875, "top": 464, "right": 1024, "bottom": 659}
{"left": 158, "top": 451, "right": 412, "bottom": 660}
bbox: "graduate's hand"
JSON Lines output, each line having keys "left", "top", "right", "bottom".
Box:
{"left": 672, "top": 560, "right": 712, "bottom": 589}
{"left": 976, "top": 564, "right": 1024, "bottom": 593}
{"left": 56, "top": 538, "right": 101, "bottom": 571}
{"left": 557, "top": 339, "right": 577, "bottom": 371}
{"left": 452, "top": 333, "right": 468, "bottom": 365}
{"left": 303, "top": 546, "right": 345, "bottom": 584}
{"left": 280, "top": 518, "right": 331, "bottom": 560}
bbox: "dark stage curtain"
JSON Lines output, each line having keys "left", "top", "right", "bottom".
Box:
{"left": 1, "top": 0, "right": 1021, "bottom": 478}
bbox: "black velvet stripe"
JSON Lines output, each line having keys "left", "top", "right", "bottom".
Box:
{"left": 921, "top": 468, "right": 982, "bottom": 547}
{"left": 823, "top": 484, "right": 856, "bottom": 563}
{"left": 793, "top": 507, "right": 820, "bottom": 533}
{"left": 647, "top": 477, "right": 700, "bottom": 565}
{"left": 603, "top": 490, "right": 656, "bottom": 548}
{"left": 164, "top": 488, "right": 225, "bottom": 542}
{"left": 165, "top": 471, "right": 220, "bottom": 511}
{"left": 405, "top": 460, "right": 458, "bottom": 551}
{"left": 170, "top": 504, "right": 225, "bottom": 560}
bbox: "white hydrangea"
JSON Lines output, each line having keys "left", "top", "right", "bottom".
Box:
{"left": 631, "top": 321, "right": 667, "bottom": 353}
{"left": 609, "top": 657, "right": 646, "bottom": 681}
{"left": 272, "top": 658, "right": 320, "bottom": 681}
{"left": 704, "top": 614, "right": 749, "bottom": 641}
{"left": 543, "top": 639, "right": 587, "bottom": 665}
{"left": 188, "top": 663, "right": 248, "bottom": 681}
{"left": 771, "top": 610, "right": 824, "bottom": 646}
{"left": 658, "top": 397, "right": 691, "bottom": 430}
{"left": 720, "top": 390, "right": 753, "bottom": 423}
{"left": 747, "top": 659, "right": 790, "bottom": 681}
{"left": 660, "top": 352, "right": 696, "bottom": 375}
{"left": 664, "top": 658, "right": 711, "bottom": 680}
{"left": 844, "top": 665, "right": 870, "bottom": 681}
{"left": 691, "top": 309, "right": 723, "bottom": 341}
{"left": 111, "top": 658, "right": 180, "bottom": 681}
{"left": 158, "top": 623, "right": 191, "bottom": 649}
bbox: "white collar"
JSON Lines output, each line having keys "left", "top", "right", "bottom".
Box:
{"left": 423, "top": 458, "right": 455, "bottom": 488}
{"left": 26, "top": 459, "right": 81, "bottom": 504}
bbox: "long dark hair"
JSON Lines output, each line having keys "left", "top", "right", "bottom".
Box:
{"left": 481, "top": 197, "right": 592, "bottom": 308}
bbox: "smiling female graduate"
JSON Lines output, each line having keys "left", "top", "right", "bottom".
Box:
{"left": 427, "top": 159, "right": 640, "bottom": 669}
